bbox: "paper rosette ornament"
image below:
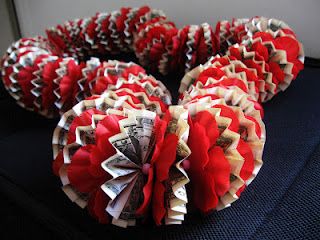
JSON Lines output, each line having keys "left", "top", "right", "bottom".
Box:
{"left": 181, "top": 88, "right": 265, "bottom": 211}
{"left": 218, "top": 16, "right": 298, "bottom": 49}
{"left": 179, "top": 63, "right": 263, "bottom": 117}
{"left": 178, "top": 59, "right": 265, "bottom": 212}
{"left": 52, "top": 94, "right": 190, "bottom": 227}
{"left": 216, "top": 17, "right": 304, "bottom": 102}
{"left": 1, "top": 40, "right": 51, "bottom": 110}
{"left": 133, "top": 20, "right": 220, "bottom": 75}
{"left": 45, "top": 6, "right": 166, "bottom": 58}
{"left": 179, "top": 29, "right": 304, "bottom": 103}
{"left": 179, "top": 56, "right": 261, "bottom": 101}
{"left": 1, "top": 50, "right": 171, "bottom": 117}
{"left": 52, "top": 85, "right": 265, "bottom": 226}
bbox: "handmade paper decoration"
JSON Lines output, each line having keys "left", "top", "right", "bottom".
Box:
{"left": 0, "top": 5, "right": 304, "bottom": 228}
{"left": 1, "top": 51, "right": 171, "bottom": 117}
{"left": 181, "top": 87, "right": 265, "bottom": 211}
{"left": 1, "top": 7, "right": 304, "bottom": 116}
{"left": 52, "top": 98, "right": 190, "bottom": 227}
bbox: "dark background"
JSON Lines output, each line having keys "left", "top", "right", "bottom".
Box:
{"left": 0, "top": 57, "right": 320, "bottom": 240}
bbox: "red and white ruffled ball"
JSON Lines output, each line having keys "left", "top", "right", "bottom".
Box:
{"left": 1, "top": 48, "right": 171, "bottom": 117}
{"left": 52, "top": 97, "right": 191, "bottom": 227}
{"left": 52, "top": 75, "right": 265, "bottom": 226}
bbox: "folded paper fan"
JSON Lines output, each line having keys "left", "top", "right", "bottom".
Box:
{"left": 4, "top": 49, "right": 51, "bottom": 110}
{"left": 245, "top": 17, "right": 298, "bottom": 40}
{"left": 1, "top": 37, "right": 50, "bottom": 98}
{"left": 134, "top": 16, "right": 177, "bottom": 72}
{"left": 134, "top": 21, "right": 220, "bottom": 75}
{"left": 179, "top": 58, "right": 265, "bottom": 210}
{"left": 87, "top": 61, "right": 172, "bottom": 106}
{"left": 1, "top": 37, "right": 49, "bottom": 72}
{"left": 1, "top": 47, "right": 172, "bottom": 117}
{"left": 46, "top": 6, "right": 165, "bottom": 58}
{"left": 182, "top": 90, "right": 265, "bottom": 211}
{"left": 215, "top": 17, "right": 304, "bottom": 102}
{"left": 179, "top": 29, "right": 304, "bottom": 103}
{"left": 226, "top": 37, "right": 303, "bottom": 101}
{"left": 52, "top": 96, "right": 190, "bottom": 227}
{"left": 52, "top": 86, "right": 265, "bottom": 225}
{"left": 179, "top": 56, "right": 260, "bottom": 101}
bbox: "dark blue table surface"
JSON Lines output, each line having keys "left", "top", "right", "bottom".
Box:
{"left": 0, "top": 66, "right": 319, "bottom": 240}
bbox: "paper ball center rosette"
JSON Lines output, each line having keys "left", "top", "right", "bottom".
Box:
{"left": 178, "top": 56, "right": 266, "bottom": 212}
{"left": 52, "top": 74, "right": 266, "bottom": 227}
{"left": 183, "top": 93, "right": 265, "bottom": 211}
{"left": 52, "top": 95, "right": 191, "bottom": 227}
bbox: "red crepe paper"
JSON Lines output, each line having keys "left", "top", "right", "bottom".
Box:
{"left": 237, "top": 139, "right": 254, "bottom": 182}
{"left": 59, "top": 60, "right": 85, "bottom": 106}
{"left": 87, "top": 188, "right": 110, "bottom": 224}
{"left": 60, "top": 113, "right": 124, "bottom": 223}
{"left": 41, "top": 59, "right": 62, "bottom": 111}
{"left": 187, "top": 111, "right": 230, "bottom": 212}
{"left": 136, "top": 114, "right": 171, "bottom": 219}
{"left": 153, "top": 133, "right": 179, "bottom": 225}
{"left": 215, "top": 104, "right": 240, "bottom": 132}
